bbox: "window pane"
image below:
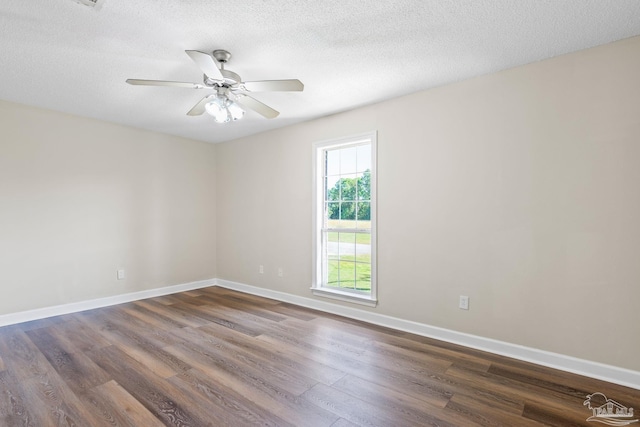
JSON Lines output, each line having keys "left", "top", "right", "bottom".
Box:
{"left": 356, "top": 202, "right": 370, "bottom": 224}
{"left": 326, "top": 231, "right": 339, "bottom": 260}
{"left": 326, "top": 150, "right": 340, "bottom": 176}
{"left": 339, "top": 232, "right": 357, "bottom": 244}
{"left": 338, "top": 260, "right": 356, "bottom": 290}
{"left": 340, "top": 147, "right": 358, "bottom": 174}
{"left": 357, "top": 220, "right": 371, "bottom": 230}
{"left": 340, "top": 202, "right": 356, "bottom": 222}
{"left": 357, "top": 171, "right": 371, "bottom": 201}
{"left": 357, "top": 144, "right": 371, "bottom": 173}
{"left": 355, "top": 232, "right": 371, "bottom": 245}
{"left": 327, "top": 259, "right": 340, "bottom": 287}
{"left": 355, "top": 234, "right": 371, "bottom": 263}
{"left": 355, "top": 262, "right": 371, "bottom": 291}
{"left": 326, "top": 176, "right": 340, "bottom": 201}
{"left": 337, "top": 233, "right": 356, "bottom": 260}
{"left": 326, "top": 202, "right": 339, "bottom": 224}
{"left": 340, "top": 175, "right": 357, "bottom": 201}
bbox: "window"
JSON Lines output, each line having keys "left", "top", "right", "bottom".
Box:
{"left": 312, "top": 132, "right": 377, "bottom": 306}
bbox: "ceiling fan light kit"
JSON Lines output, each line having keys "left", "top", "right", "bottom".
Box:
{"left": 204, "top": 94, "right": 244, "bottom": 123}
{"left": 126, "top": 49, "right": 303, "bottom": 123}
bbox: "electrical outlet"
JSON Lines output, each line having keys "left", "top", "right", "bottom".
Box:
{"left": 117, "top": 269, "right": 125, "bottom": 280}
{"left": 459, "top": 295, "right": 469, "bottom": 310}
{"left": 278, "top": 268, "right": 283, "bottom": 277}
{"left": 259, "top": 265, "right": 264, "bottom": 274}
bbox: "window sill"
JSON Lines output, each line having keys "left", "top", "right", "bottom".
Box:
{"left": 310, "top": 287, "right": 378, "bottom": 307}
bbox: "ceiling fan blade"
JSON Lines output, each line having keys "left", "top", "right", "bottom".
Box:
{"left": 242, "top": 79, "right": 304, "bottom": 92}
{"left": 126, "top": 79, "right": 206, "bottom": 89}
{"left": 235, "top": 95, "right": 280, "bottom": 119}
{"left": 187, "top": 95, "right": 213, "bottom": 116}
{"left": 185, "top": 50, "right": 224, "bottom": 81}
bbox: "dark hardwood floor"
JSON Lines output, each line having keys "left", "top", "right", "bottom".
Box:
{"left": 0, "top": 286, "right": 638, "bottom": 426}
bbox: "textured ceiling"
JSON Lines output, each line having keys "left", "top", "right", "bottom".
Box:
{"left": 2, "top": 1, "right": 640, "bottom": 144}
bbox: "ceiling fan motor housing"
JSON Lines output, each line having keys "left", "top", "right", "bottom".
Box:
{"left": 204, "top": 69, "right": 241, "bottom": 87}
{"left": 219, "top": 69, "right": 242, "bottom": 86}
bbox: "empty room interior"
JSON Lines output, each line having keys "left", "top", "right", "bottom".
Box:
{"left": 1, "top": 1, "right": 640, "bottom": 426}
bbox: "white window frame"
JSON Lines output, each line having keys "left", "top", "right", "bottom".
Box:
{"left": 311, "top": 131, "right": 377, "bottom": 307}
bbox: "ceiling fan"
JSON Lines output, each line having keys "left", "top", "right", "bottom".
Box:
{"left": 126, "top": 49, "right": 304, "bottom": 122}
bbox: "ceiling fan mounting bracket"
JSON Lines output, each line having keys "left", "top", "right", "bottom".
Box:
{"left": 212, "top": 49, "right": 232, "bottom": 63}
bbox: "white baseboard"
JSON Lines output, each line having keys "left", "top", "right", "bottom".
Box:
{"left": 0, "top": 278, "right": 216, "bottom": 327}
{"left": 216, "top": 278, "right": 640, "bottom": 391}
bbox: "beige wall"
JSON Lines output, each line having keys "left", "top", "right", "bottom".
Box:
{"left": 216, "top": 36, "right": 640, "bottom": 371}
{"left": 1, "top": 36, "right": 638, "bottom": 372}
{"left": 0, "top": 100, "right": 217, "bottom": 314}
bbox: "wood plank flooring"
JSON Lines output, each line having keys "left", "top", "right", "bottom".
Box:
{"left": 0, "top": 286, "right": 638, "bottom": 426}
